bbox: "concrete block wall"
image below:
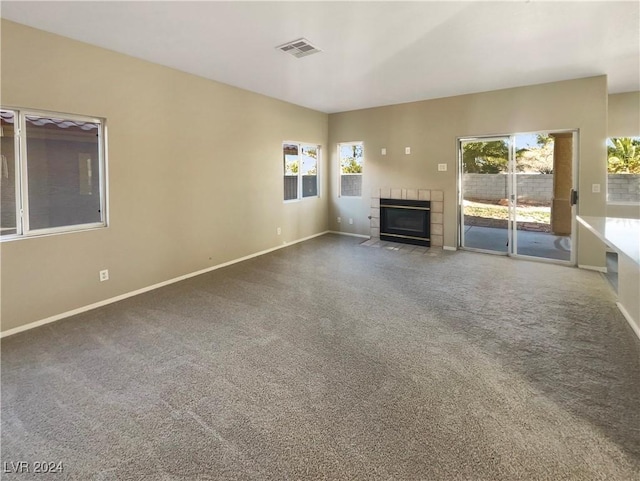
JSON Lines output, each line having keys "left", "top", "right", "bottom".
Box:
{"left": 608, "top": 174, "right": 640, "bottom": 203}
{"left": 463, "top": 173, "right": 639, "bottom": 203}
{"left": 341, "top": 174, "right": 363, "bottom": 197}
{"left": 516, "top": 175, "right": 553, "bottom": 202}
{"left": 463, "top": 174, "right": 508, "bottom": 201}
{"left": 463, "top": 174, "right": 553, "bottom": 203}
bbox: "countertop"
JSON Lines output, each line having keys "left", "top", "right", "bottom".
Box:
{"left": 577, "top": 216, "right": 639, "bottom": 265}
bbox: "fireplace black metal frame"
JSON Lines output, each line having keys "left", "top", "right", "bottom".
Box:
{"left": 380, "top": 198, "right": 431, "bottom": 247}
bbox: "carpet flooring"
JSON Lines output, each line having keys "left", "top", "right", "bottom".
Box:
{"left": 2, "top": 234, "right": 639, "bottom": 480}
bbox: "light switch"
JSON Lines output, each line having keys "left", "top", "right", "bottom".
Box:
{"left": 592, "top": 183, "right": 601, "bottom": 193}
{"left": 438, "top": 163, "right": 447, "bottom": 171}
{"left": 381, "top": 148, "right": 386, "bottom": 155}
{"left": 405, "top": 147, "right": 411, "bottom": 155}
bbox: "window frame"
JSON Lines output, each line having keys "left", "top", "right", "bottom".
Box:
{"left": 338, "top": 141, "right": 364, "bottom": 198}
{"left": 283, "top": 141, "right": 320, "bottom": 202}
{"left": 1, "top": 107, "right": 108, "bottom": 241}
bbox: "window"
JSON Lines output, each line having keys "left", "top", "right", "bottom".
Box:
{"left": 283, "top": 142, "right": 319, "bottom": 201}
{"left": 338, "top": 142, "right": 363, "bottom": 197}
{"left": 1, "top": 108, "right": 107, "bottom": 238}
{"left": 607, "top": 137, "right": 640, "bottom": 203}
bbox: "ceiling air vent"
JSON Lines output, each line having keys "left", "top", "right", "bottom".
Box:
{"left": 276, "top": 38, "right": 321, "bottom": 58}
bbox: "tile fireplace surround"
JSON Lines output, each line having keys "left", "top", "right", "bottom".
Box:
{"left": 370, "top": 188, "right": 444, "bottom": 247}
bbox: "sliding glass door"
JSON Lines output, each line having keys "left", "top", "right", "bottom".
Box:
{"left": 459, "top": 132, "right": 576, "bottom": 263}
{"left": 459, "top": 137, "right": 511, "bottom": 253}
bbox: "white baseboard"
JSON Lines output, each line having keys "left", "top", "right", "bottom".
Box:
{"left": 329, "top": 230, "right": 371, "bottom": 239}
{"left": 617, "top": 302, "right": 640, "bottom": 341}
{"left": 1, "top": 230, "right": 331, "bottom": 339}
{"left": 443, "top": 246, "right": 457, "bottom": 251}
{"left": 578, "top": 264, "right": 607, "bottom": 273}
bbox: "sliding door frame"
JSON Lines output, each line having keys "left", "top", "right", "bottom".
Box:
{"left": 457, "top": 130, "right": 579, "bottom": 266}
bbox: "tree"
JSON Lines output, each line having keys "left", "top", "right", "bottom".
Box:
{"left": 340, "top": 144, "right": 363, "bottom": 173}
{"left": 515, "top": 135, "right": 554, "bottom": 174}
{"left": 536, "top": 134, "right": 553, "bottom": 147}
{"left": 462, "top": 141, "right": 508, "bottom": 173}
{"left": 285, "top": 157, "right": 298, "bottom": 174}
{"left": 341, "top": 157, "right": 362, "bottom": 173}
{"left": 303, "top": 147, "right": 317, "bottom": 159}
{"left": 607, "top": 137, "right": 640, "bottom": 173}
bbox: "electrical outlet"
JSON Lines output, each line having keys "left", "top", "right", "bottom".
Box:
{"left": 438, "top": 163, "right": 447, "bottom": 171}
{"left": 99, "top": 269, "right": 109, "bottom": 282}
{"left": 337, "top": 217, "right": 341, "bottom": 223}
{"left": 349, "top": 218, "right": 354, "bottom": 225}
{"left": 381, "top": 148, "right": 386, "bottom": 155}
{"left": 592, "top": 183, "right": 600, "bottom": 193}
{"left": 277, "top": 227, "right": 281, "bottom": 235}
{"left": 405, "top": 147, "right": 411, "bottom": 155}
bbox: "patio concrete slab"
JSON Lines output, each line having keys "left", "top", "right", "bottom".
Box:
{"left": 464, "top": 225, "right": 570, "bottom": 261}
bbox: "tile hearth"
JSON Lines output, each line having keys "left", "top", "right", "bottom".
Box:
{"left": 360, "top": 238, "right": 447, "bottom": 256}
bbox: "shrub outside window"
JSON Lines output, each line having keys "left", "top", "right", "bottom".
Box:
{"left": 283, "top": 142, "right": 319, "bottom": 201}
{"left": 607, "top": 137, "right": 640, "bottom": 203}
{"left": 1, "top": 108, "right": 107, "bottom": 239}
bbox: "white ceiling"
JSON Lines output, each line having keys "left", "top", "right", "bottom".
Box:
{"left": 2, "top": 1, "right": 638, "bottom": 113}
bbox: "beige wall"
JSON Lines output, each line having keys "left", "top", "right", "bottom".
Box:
{"left": 0, "top": 20, "right": 620, "bottom": 332}
{"left": 328, "top": 76, "right": 608, "bottom": 266}
{"left": 608, "top": 92, "right": 640, "bottom": 137}
{"left": 0, "top": 20, "right": 329, "bottom": 332}
{"left": 607, "top": 91, "right": 640, "bottom": 219}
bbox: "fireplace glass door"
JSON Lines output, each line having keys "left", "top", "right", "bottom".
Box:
{"left": 386, "top": 208, "right": 424, "bottom": 233}
{"left": 380, "top": 199, "right": 430, "bottom": 246}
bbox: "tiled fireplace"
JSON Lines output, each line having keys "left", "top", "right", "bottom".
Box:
{"left": 370, "top": 188, "right": 444, "bottom": 247}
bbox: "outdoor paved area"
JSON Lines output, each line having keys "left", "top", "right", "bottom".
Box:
{"left": 463, "top": 225, "right": 571, "bottom": 261}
